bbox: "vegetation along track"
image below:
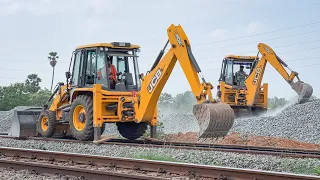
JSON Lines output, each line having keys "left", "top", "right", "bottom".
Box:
{"left": 0, "top": 135, "right": 319, "bottom": 159}
{"left": 0, "top": 146, "right": 319, "bottom": 180}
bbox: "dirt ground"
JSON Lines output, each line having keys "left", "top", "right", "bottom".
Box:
{"left": 161, "top": 132, "right": 320, "bottom": 150}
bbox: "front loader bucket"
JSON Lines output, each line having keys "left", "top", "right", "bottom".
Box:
{"left": 291, "top": 81, "right": 313, "bottom": 104}
{"left": 193, "top": 103, "right": 235, "bottom": 138}
{"left": 8, "top": 107, "right": 42, "bottom": 138}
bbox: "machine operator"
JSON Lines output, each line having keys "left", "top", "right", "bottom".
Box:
{"left": 235, "top": 65, "right": 248, "bottom": 86}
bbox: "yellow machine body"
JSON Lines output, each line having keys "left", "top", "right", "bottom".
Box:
{"left": 217, "top": 43, "right": 313, "bottom": 117}
{"left": 11, "top": 24, "right": 235, "bottom": 141}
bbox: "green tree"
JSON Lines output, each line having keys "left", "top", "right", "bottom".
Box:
{"left": 48, "top": 51, "right": 59, "bottom": 92}
{"left": 25, "top": 74, "right": 42, "bottom": 93}
{"left": 158, "top": 92, "right": 174, "bottom": 108}
{"left": 28, "top": 88, "right": 52, "bottom": 106}
{"left": 0, "top": 83, "right": 30, "bottom": 111}
{"left": 173, "top": 91, "right": 195, "bottom": 112}
{"left": 0, "top": 74, "right": 52, "bottom": 111}
{"left": 268, "top": 96, "right": 288, "bottom": 109}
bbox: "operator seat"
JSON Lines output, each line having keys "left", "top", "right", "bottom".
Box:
{"left": 124, "top": 72, "right": 136, "bottom": 90}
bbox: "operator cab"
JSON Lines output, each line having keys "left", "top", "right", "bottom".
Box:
{"left": 219, "top": 55, "right": 258, "bottom": 87}
{"left": 67, "top": 42, "right": 142, "bottom": 91}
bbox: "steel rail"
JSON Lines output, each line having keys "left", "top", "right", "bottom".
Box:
{"left": 0, "top": 146, "right": 318, "bottom": 180}
{"left": 0, "top": 159, "right": 161, "bottom": 180}
{"left": 0, "top": 135, "right": 319, "bottom": 158}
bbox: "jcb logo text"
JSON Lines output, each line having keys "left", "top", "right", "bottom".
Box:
{"left": 147, "top": 68, "right": 162, "bottom": 93}
{"left": 252, "top": 67, "right": 262, "bottom": 85}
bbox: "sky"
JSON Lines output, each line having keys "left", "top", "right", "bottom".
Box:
{"left": 0, "top": 0, "right": 319, "bottom": 100}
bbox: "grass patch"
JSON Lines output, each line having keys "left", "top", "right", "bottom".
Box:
{"left": 129, "top": 154, "right": 178, "bottom": 162}
{"left": 313, "top": 166, "right": 320, "bottom": 175}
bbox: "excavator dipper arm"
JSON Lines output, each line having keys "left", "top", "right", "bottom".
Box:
{"left": 245, "top": 43, "right": 313, "bottom": 105}
{"left": 134, "top": 24, "right": 235, "bottom": 138}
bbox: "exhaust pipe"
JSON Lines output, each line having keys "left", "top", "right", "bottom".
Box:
{"left": 8, "top": 107, "right": 43, "bottom": 138}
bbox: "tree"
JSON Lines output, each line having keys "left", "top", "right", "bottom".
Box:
{"left": 48, "top": 52, "right": 59, "bottom": 92}
{"left": 0, "top": 83, "right": 30, "bottom": 111}
{"left": 25, "top": 74, "right": 42, "bottom": 94}
{"left": 28, "top": 88, "right": 52, "bottom": 107}
{"left": 173, "top": 91, "right": 195, "bottom": 112}
{"left": 268, "top": 96, "right": 288, "bottom": 109}
{"left": 158, "top": 93, "right": 174, "bottom": 108}
{"left": 0, "top": 74, "right": 52, "bottom": 111}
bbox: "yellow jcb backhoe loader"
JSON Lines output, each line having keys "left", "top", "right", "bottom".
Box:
{"left": 9, "top": 24, "right": 235, "bottom": 142}
{"left": 216, "top": 43, "right": 313, "bottom": 117}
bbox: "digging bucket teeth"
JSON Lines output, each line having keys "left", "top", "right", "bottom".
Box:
{"left": 193, "top": 103, "right": 235, "bottom": 138}
{"left": 9, "top": 107, "right": 43, "bottom": 138}
{"left": 291, "top": 81, "right": 313, "bottom": 104}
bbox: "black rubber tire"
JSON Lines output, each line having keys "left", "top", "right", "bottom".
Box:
{"left": 37, "top": 110, "right": 56, "bottom": 137}
{"left": 69, "top": 95, "right": 94, "bottom": 141}
{"left": 116, "top": 122, "right": 148, "bottom": 140}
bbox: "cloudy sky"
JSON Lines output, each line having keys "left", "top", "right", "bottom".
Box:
{"left": 0, "top": 0, "right": 319, "bottom": 100}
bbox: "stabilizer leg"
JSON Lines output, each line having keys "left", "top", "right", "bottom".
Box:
{"left": 93, "top": 127, "right": 101, "bottom": 142}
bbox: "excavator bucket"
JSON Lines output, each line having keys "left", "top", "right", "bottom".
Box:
{"left": 193, "top": 103, "right": 235, "bottom": 138}
{"left": 291, "top": 81, "right": 313, "bottom": 104}
{"left": 8, "top": 107, "right": 42, "bottom": 138}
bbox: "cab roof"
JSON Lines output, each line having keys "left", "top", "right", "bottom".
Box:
{"left": 225, "top": 55, "right": 257, "bottom": 61}
{"left": 76, "top": 42, "right": 140, "bottom": 50}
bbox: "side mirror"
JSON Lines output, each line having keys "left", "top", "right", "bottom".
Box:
{"left": 65, "top": 71, "right": 71, "bottom": 79}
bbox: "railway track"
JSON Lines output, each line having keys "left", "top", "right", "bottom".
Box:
{"left": 0, "top": 135, "right": 319, "bottom": 158}
{"left": 0, "top": 146, "right": 318, "bottom": 180}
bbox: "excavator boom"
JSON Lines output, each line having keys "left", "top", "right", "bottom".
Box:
{"left": 135, "top": 24, "right": 235, "bottom": 138}
{"left": 245, "top": 43, "right": 313, "bottom": 105}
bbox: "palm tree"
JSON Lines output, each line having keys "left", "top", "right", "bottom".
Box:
{"left": 48, "top": 52, "right": 59, "bottom": 92}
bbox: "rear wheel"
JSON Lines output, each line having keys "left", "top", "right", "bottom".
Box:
{"left": 37, "top": 110, "right": 56, "bottom": 137}
{"left": 70, "top": 95, "right": 94, "bottom": 141}
{"left": 116, "top": 122, "right": 148, "bottom": 140}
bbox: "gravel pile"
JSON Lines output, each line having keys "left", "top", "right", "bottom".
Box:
{"left": 1, "top": 97, "right": 319, "bottom": 143}
{"left": 158, "top": 108, "right": 199, "bottom": 134}
{"left": 231, "top": 99, "right": 320, "bottom": 144}
{"left": 0, "top": 138, "right": 318, "bottom": 176}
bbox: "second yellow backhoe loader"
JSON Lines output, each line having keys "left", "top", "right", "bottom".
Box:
{"left": 216, "top": 43, "right": 313, "bottom": 117}
{"left": 8, "top": 24, "right": 235, "bottom": 142}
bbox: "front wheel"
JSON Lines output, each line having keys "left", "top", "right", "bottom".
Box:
{"left": 69, "top": 95, "right": 94, "bottom": 141}
{"left": 37, "top": 110, "right": 56, "bottom": 137}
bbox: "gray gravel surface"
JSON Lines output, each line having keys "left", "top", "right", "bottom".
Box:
{"left": 158, "top": 99, "right": 320, "bottom": 144}
{"left": 231, "top": 99, "right": 320, "bottom": 144}
{"left": 0, "top": 138, "right": 319, "bottom": 176}
{"left": 158, "top": 108, "right": 199, "bottom": 134}
{"left": 0, "top": 167, "right": 79, "bottom": 180}
{"left": 2, "top": 98, "right": 319, "bottom": 144}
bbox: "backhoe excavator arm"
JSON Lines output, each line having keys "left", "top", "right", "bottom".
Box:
{"left": 245, "top": 43, "right": 313, "bottom": 105}
{"left": 133, "top": 24, "right": 235, "bottom": 138}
